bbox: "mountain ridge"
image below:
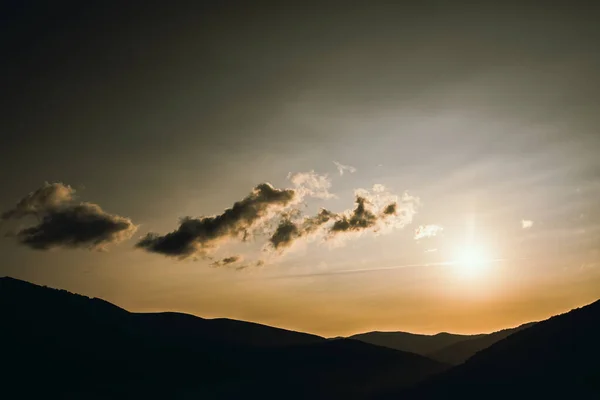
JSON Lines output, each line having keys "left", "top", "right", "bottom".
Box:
{"left": 0, "top": 276, "right": 448, "bottom": 399}
{"left": 382, "top": 297, "right": 600, "bottom": 398}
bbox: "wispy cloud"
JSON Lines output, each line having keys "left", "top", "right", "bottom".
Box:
{"left": 414, "top": 224, "right": 444, "bottom": 240}
{"left": 521, "top": 219, "right": 534, "bottom": 229}
{"left": 372, "top": 184, "right": 386, "bottom": 193}
{"left": 333, "top": 161, "right": 357, "bottom": 176}
{"left": 210, "top": 255, "right": 242, "bottom": 267}
{"left": 287, "top": 171, "right": 335, "bottom": 199}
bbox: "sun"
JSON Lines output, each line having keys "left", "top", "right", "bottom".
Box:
{"left": 453, "top": 244, "right": 490, "bottom": 278}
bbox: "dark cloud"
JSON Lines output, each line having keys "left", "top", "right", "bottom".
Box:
{"left": 304, "top": 209, "right": 336, "bottom": 234}
{"left": 210, "top": 255, "right": 242, "bottom": 267}
{"left": 15, "top": 203, "right": 136, "bottom": 250}
{"left": 330, "top": 196, "right": 377, "bottom": 232}
{"left": 383, "top": 203, "right": 397, "bottom": 215}
{"left": 270, "top": 219, "right": 300, "bottom": 249}
{"left": 2, "top": 183, "right": 136, "bottom": 250}
{"left": 136, "top": 183, "right": 297, "bottom": 258}
{"left": 269, "top": 209, "right": 336, "bottom": 249}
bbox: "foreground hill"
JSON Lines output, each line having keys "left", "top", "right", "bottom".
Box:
{"left": 215, "top": 339, "right": 449, "bottom": 399}
{"left": 385, "top": 299, "right": 600, "bottom": 398}
{"left": 0, "top": 277, "right": 447, "bottom": 399}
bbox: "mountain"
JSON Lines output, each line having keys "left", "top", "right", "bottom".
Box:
{"left": 0, "top": 277, "right": 448, "bottom": 399}
{"left": 427, "top": 322, "right": 535, "bottom": 365}
{"left": 349, "top": 323, "right": 537, "bottom": 365}
{"left": 0, "top": 276, "right": 324, "bottom": 348}
{"left": 349, "top": 330, "right": 481, "bottom": 356}
{"left": 384, "top": 299, "right": 600, "bottom": 399}
{"left": 218, "top": 339, "right": 449, "bottom": 399}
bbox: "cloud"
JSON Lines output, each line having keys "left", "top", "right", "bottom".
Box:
{"left": 210, "top": 255, "right": 242, "bottom": 267}
{"left": 372, "top": 184, "right": 386, "bottom": 193}
{"left": 136, "top": 177, "right": 418, "bottom": 262}
{"left": 330, "top": 196, "right": 378, "bottom": 232}
{"left": 414, "top": 224, "right": 444, "bottom": 240}
{"left": 333, "top": 161, "right": 357, "bottom": 176}
{"left": 269, "top": 219, "right": 300, "bottom": 249}
{"left": 269, "top": 209, "right": 336, "bottom": 249}
{"left": 2, "top": 183, "right": 136, "bottom": 250}
{"left": 136, "top": 183, "right": 297, "bottom": 258}
{"left": 1, "top": 182, "right": 75, "bottom": 220}
{"left": 288, "top": 171, "right": 335, "bottom": 199}
{"left": 14, "top": 203, "right": 137, "bottom": 250}
{"left": 269, "top": 186, "right": 419, "bottom": 250}
{"left": 237, "top": 259, "right": 267, "bottom": 271}
{"left": 383, "top": 203, "right": 397, "bottom": 215}
{"left": 350, "top": 187, "right": 419, "bottom": 233}
{"left": 330, "top": 188, "right": 418, "bottom": 239}
{"left": 522, "top": 219, "right": 534, "bottom": 229}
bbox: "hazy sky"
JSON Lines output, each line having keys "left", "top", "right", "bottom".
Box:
{"left": 2, "top": 2, "right": 599, "bottom": 336}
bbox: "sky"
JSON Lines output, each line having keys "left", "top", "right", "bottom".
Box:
{"left": 1, "top": 1, "right": 600, "bottom": 337}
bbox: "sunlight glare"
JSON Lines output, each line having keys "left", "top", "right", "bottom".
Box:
{"left": 454, "top": 244, "right": 490, "bottom": 278}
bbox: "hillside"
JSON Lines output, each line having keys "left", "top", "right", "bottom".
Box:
{"left": 0, "top": 277, "right": 448, "bottom": 399}
{"left": 386, "top": 299, "right": 600, "bottom": 399}
{"left": 426, "top": 322, "right": 536, "bottom": 365}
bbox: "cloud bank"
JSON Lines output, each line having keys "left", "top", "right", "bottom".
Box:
{"left": 2, "top": 183, "right": 136, "bottom": 250}
{"left": 4, "top": 177, "right": 419, "bottom": 265}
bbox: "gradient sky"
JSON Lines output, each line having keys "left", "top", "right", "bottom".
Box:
{"left": 2, "top": 2, "right": 599, "bottom": 337}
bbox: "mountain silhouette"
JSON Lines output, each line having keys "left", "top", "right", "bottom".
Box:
{"left": 426, "top": 322, "right": 535, "bottom": 365}
{"left": 349, "top": 323, "right": 537, "bottom": 365}
{"left": 349, "top": 330, "right": 483, "bottom": 356}
{"left": 383, "top": 299, "right": 600, "bottom": 399}
{"left": 0, "top": 277, "right": 447, "bottom": 399}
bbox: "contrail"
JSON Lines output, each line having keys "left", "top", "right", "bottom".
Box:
{"left": 266, "top": 258, "right": 508, "bottom": 280}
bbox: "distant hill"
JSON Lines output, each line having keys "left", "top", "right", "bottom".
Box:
{"left": 349, "top": 330, "right": 480, "bottom": 356}
{"left": 426, "top": 322, "right": 535, "bottom": 365}
{"left": 384, "top": 299, "right": 600, "bottom": 399}
{"left": 0, "top": 277, "right": 448, "bottom": 399}
{"left": 349, "top": 323, "right": 536, "bottom": 365}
